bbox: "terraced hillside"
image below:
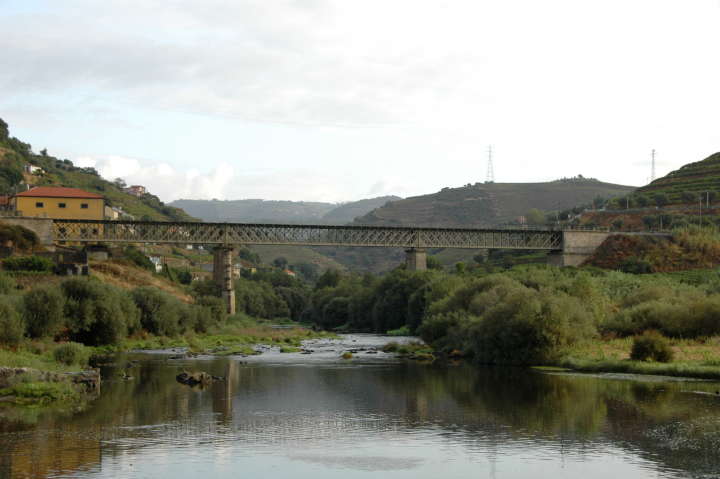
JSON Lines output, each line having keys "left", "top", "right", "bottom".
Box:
{"left": 356, "top": 179, "right": 636, "bottom": 227}
{"left": 637, "top": 152, "right": 720, "bottom": 203}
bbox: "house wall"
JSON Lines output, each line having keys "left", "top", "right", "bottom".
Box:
{"left": 13, "top": 196, "right": 104, "bottom": 220}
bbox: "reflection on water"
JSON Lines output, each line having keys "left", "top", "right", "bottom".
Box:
{"left": 2, "top": 335, "right": 720, "bottom": 478}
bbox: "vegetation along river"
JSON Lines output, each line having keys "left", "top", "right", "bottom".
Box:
{"left": 2, "top": 334, "right": 720, "bottom": 478}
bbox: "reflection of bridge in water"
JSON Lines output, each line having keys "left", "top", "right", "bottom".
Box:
{"left": 45, "top": 219, "right": 609, "bottom": 314}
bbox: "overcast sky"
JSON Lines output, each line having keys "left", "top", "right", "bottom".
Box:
{"left": 2, "top": 0, "right": 719, "bottom": 203}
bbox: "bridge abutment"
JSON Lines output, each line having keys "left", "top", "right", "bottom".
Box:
{"left": 405, "top": 248, "right": 427, "bottom": 271}
{"left": 548, "top": 231, "right": 611, "bottom": 267}
{"left": 213, "top": 246, "right": 236, "bottom": 315}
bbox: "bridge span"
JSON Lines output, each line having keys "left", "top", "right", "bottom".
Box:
{"left": 1, "top": 217, "right": 614, "bottom": 315}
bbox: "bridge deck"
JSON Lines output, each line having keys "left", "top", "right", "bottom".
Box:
{"left": 52, "top": 220, "right": 566, "bottom": 250}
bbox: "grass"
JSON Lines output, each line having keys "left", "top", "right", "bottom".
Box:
{"left": 0, "top": 381, "right": 79, "bottom": 405}
{"left": 93, "top": 316, "right": 336, "bottom": 356}
{"left": 554, "top": 336, "right": 720, "bottom": 380}
{"left": 382, "top": 341, "right": 435, "bottom": 361}
{"left": 0, "top": 342, "right": 89, "bottom": 373}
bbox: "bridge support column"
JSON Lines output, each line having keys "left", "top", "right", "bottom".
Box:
{"left": 213, "top": 247, "right": 236, "bottom": 315}
{"left": 405, "top": 248, "right": 427, "bottom": 271}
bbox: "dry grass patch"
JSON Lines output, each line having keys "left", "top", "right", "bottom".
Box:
{"left": 89, "top": 260, "right": 192, "bottom": 303}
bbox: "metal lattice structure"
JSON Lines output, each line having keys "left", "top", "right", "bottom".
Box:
{"left": 52, "top": 220, "right": 564, "bottom": 250}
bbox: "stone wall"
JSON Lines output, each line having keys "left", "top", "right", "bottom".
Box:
{"left": 0, "top": 217, "right": 54, "bottom": 247}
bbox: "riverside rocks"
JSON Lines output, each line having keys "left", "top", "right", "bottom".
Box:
{"left": 175, "top": 371, "right": 224, "bottom": 387}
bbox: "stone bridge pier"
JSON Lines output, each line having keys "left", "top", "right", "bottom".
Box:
{"left": 213, "top": 246, "right": 236, "bottom": 315}
{"left": 405, "top": 248, "right": 427, "bottom": 271}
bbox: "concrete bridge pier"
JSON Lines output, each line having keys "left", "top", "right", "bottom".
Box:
{"left": 213, "top": 246, "right": 236, "bottom": 315}
{"left": 405, "top": 248, "right": 427, "bottom": 271}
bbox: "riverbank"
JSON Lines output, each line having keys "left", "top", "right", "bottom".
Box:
{"left": 0, "top": 318, "right": 335, "bottom": 406}
{"left": 553, "top": 336, "right": 720, "bottom": 380}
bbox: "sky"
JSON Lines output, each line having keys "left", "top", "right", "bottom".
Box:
{"left": 1, "top": 0, "right": 719, "bottom": 203}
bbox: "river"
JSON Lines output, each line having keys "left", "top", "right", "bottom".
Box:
{"left": 2, "top": 334, "right": 720, "bottom": 478}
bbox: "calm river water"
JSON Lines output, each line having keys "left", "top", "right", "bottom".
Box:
{"left": 2, "top": 334, "right": 720, "bottom": 478}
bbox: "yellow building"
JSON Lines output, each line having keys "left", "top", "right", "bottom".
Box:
{"left": 12, "top": 186, "right": 105, "bottom": 220}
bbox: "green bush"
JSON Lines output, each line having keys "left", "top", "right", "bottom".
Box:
{"left": 131, "top": 286, "right": 183, "bottom": 336}
{"left": 2, "top": 255, "right": 55, "bottom": 272}
{"left": 0, "top": 295, "right": 24, "bottom": 346}
{"left": 53, "top": 342, "right": 90, "bottom": 366}
{"left": 23, "top": 285, "right": 65, "bottom": 338}
{"left": 123, "top": 246, "right": 154, "bottom": 271}
{"left": 630, "top": 330, "right": 674, "bottom": 363}
{"left": 63, "top": 278, "right": 140, "bottom": 345}
{"left": 194, "top": 295, "right": 227, "bottom": 332}
{"left": 0, "top": 273, "right": 16, "bottom": 294}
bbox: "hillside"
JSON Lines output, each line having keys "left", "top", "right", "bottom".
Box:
{"left": 321, "top": 196, "right": 401, "bottom": 223}
{"left": 635, "top": 152, "right": 720, "bottom": 204}
{"left": 170, "top": 198, "right": 334, "bottom": 223}
{"left": 355, "top": 179, "right": 635, "bottom": 228}
{"left": 0, "top": 118, "right": 196, "bottom": 222}
{"left": 170, "top": 195, "right": 402, "bottom": 224}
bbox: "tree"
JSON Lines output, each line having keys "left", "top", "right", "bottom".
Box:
{"left": 426, "top": 255, "right": 443, "bottom": 270}
{"left": 681, "top": 191, "right": 696, "bottom": 204}
{"left": 636, "top": 196, "right": 649, "bottom": 207}
{"left": 526, "top": 208, "right": 545, "bottom": 225}
{"left": 653, "top": 193, "right": 669, "bottom": 207}
{"left": 272, "top": 256, "right": 288, "bottom": 269}
{"left": 114, "top": 177, "right": 127, "bottom": 189}
{"left": 0, "top": 118, "right": 8, "bottom": 140}
{"left": 316, "top": 269, "right": 342, "bottom": 289}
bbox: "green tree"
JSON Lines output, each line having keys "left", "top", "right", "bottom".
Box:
{"left": 272, "top": 257, "right": 289, "bottom": 269}
{"left": 23, "top": 286, "right": 65, "bottom": 338}
{"left": 526, "top": 208, "right": 545, "bottom": 225}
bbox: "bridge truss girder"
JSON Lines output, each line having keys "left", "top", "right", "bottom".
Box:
{"left": 52, "top": 220, "right": 563, "bottom": 250}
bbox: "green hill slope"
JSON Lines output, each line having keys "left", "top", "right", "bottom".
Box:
{"left": 356, "top": 179, "right": 636, "bottom": 227}
{"left": 636, "top": 152, "right": 720, "bottom": 203}
{"left": 0, "top": 118, "right": 195, "bottom": 221}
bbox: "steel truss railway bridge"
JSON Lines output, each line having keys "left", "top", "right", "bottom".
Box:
{"left": 45, "top": 219, "right": 612, "bottom": 314}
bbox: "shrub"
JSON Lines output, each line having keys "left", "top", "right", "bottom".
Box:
{"left": 194, "top": 295, "right": 227, "bottom": 332}
{"left": 23, "top": 285, "right": 65, "bottom": 338}
{"left": 0, "top": 273, "right": 16, "bottom": 294}
{"left": 123, "top": 246, "right": 154, "bottom": 271}
{"left": 131, "top": 286, "right": 183, "bottom": 336}
{"left": 630, "top": 330, "right": 674, "bottom": 362}
{"left": 63, "top": 278, "right": 140, "bottom": 345}
{"left": 53, "top": 342, "right": 90, "bottom": 366}
{"left": 0, "top": 296, "right": 24, "bottom": 346}
{"left": 2, "top": 255, "right": 55, "bottom": 272}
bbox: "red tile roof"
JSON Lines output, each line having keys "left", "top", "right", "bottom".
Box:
{"left": 14, "top": 186, "right": 104, "bottom": 199}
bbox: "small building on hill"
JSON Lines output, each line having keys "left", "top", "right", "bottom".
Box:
{"left": 124, "top": 185, "right": 146, "bottom": 197}
{"left": 11, "top": 186, "right": 105, "bottom": 220}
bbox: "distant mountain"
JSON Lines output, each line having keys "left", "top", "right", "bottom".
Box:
{"left": 355, "top": 179, "right": 636, "bottom": 228}
{"left": 169, "top": 196, "right": 402, "bottom": 224}
{"left": 321, "top": 196, "right": 401, "bottom": 223}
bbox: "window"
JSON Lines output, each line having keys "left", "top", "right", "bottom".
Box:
{"left": 81, "top": 203, "right": 89, "bottom": 209}
{"left": 58, "top": 202, "right": 66, "bottom": 208}
{"left": 35, "top": 202, "right": 44, "bottom": 208}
